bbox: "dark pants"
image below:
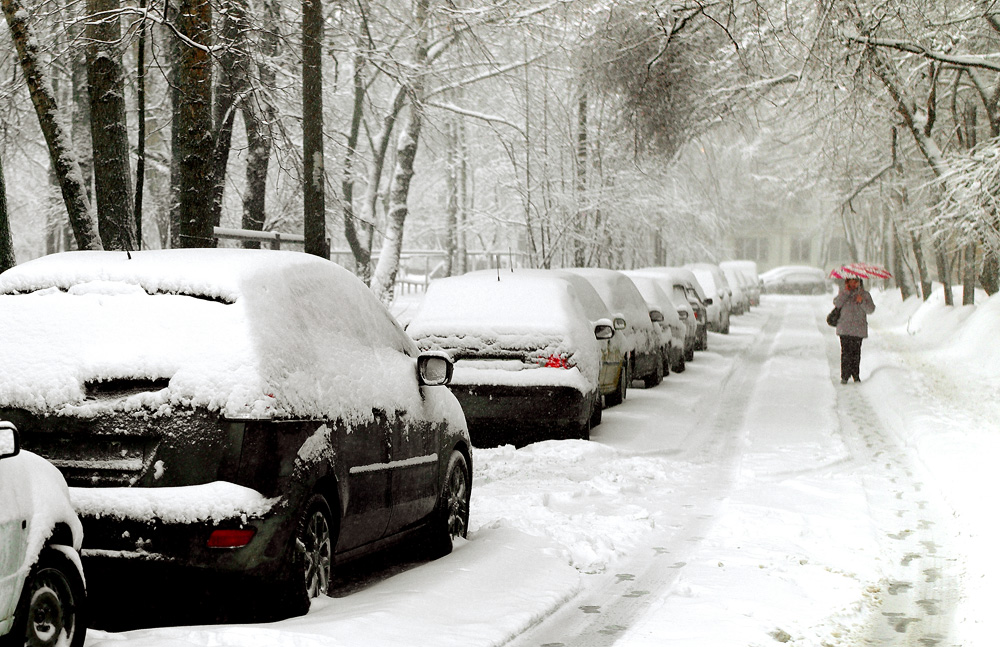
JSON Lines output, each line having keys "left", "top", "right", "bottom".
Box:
{"left": 840, "top": 335, "right": 863, "bottom": 381}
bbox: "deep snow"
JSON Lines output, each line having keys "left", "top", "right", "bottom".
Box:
{"left": 80, "top": 285, "right": 996, "bottom": 646}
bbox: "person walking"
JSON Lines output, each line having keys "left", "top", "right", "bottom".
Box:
{"left": 834, "top": 277, "right": 875, "bottom": 383}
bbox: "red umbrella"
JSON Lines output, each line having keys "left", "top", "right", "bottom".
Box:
{"left": 828, "top": 262, "right": 892, "bottom": 280}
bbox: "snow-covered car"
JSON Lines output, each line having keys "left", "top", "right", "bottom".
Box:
{"left": 718, "top": 264, "right": 750, "bottom": 315}
{"left": 0, "top": 249, "right": 472, "bottom": 618}
{"left": 560, "top": 268, "right": 665, "bottom": 388}
{"left": 622, "top": 272, "right": 688, "bottom": 373}
{"left": 720, "top": 260, "right": 761, "bottom": 307}
{"left": 406, "top": 270, "right": 621, "bottom": 446}
{"left": 684, "top": 263, "right": 733, "bottom": 333}
{"left": 0, "top": 420, "right": 87, "bottom": 647}
{"left": 760, "top": 265, "right": 831, "bottom": 295}
{"left": 636, "top": 267, "right": 711, "bottom": 353}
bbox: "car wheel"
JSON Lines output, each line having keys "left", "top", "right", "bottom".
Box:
{"left": 276, "top": 493, "right": 335, "bottom": 616}
{"left": 684, "top": 343, "right": 695, "bottom": 362}
{"left": 643, "top": 357, "right": 663, "bottom": 388}
{"left": 672, "top": 350, "right": 686, "bottom": 373}
{"left": 426, "top": 451, "right": 471, "bottom": 558}
{"left": 8, "top": 547, "right": 87, "bottom": 647}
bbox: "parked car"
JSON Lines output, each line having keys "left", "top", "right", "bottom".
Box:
{"left": 1, "top": 420, "right": 87, "bottom": 647}
{"left": 638, "top": 268, "right": 712, "bottom": 353}
{"left": 561, "top": 268, "right": 665, "bottom": 388}
{"left": 719, "top": 264, "right": 750, "bottom": 315}
{"left": 0, "top": 249, "right": 472, "bottom": 617}
{"left": 720, "top": 260, "right": 761, "bottom": 306}
{"left": 684, "top": 263, "right": 733, "bottom": 333}
{"left": 760, "top": 265, "right": 832, "bottom": 295}
{"left": 622, "top": 271, "right": 688, "bottom": 373}
{"left": 406, "top": 270, "right": 623, "bottom": 446}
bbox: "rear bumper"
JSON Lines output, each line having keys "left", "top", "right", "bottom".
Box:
{"left": 77, "top": 499, "right": 293, "bottom": 579}
{"left": 448, "top": 384, "right": 593, "bottom": 446}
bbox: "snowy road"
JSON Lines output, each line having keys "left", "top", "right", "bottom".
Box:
{"left": 85, "top": 293, "right": 976, "bottom": 647}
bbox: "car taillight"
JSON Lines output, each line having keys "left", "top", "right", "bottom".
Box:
{"left": 207, "top": 528, "right": 256, "bottom": 548}
{"left": 537, "top": 353, "right": 573, "bottom": 369}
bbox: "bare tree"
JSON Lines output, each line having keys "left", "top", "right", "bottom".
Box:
{"left": 87, "top": 0, "right": 137, "bottom": 251}
{"left": 302, "top": 0, "right": 327, "bottom": 257}
{"left": 0, "top": 153, "right": 14, "bottom": 271}
{"left": 2, "top": 0, "right": 102, "bottom": 251}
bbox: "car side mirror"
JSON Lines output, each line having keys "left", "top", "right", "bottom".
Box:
{"left": 595, "top": 323, "right": 614, "bottom": 340}
{"left": 703, "top": 298, "right": 713, "bottom": 306}
{"left": 417, "top": 352, "right": 454, "bottom": 386}
{"left": 648, "top": 308, "right": 664, "bottom": 323}
{"left": 613, "top": 317, "right": 627, "bottom": 330}
{"left": 677, "top": 310, "right": 689, "bottom": 320}
{"left": 0, "top": 421, "right": 20, "bottom": 460}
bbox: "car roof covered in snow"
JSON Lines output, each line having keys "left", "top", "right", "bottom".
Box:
{"left": 0, "top": 250, "right": 463, "bottom": 426}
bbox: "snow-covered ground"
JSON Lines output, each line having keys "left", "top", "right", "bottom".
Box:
{"left": 84, "top": 286, "right": 996, "bottom": 646}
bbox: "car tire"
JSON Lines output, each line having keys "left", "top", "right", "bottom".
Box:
{"left": 426, "top": 451, "right": 471, "bottom": 559}
{"left": 275, "top": 493, "right": 335, "bottom": 617}
{"left": 684, "top": 343, "right": 695, "bottom": 362}
{"left": 643, "top": 357, "right": 663, "bottom": 388}
{"left": 672, "top": 350, "right": 686, "bottom": 373}
{"left": 7, "top": 547, "right": 87, "bottom": 647}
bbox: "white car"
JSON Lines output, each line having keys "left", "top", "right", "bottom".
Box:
{"left": 622, "top": 271, "right": 689, "bottom": 373}
{"left": 684, "top": 263, "right": 733, "bottom": 334}
{"left": 0, "top": 421, "right": 86, "bottom": 647}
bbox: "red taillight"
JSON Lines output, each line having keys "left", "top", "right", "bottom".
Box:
{"left": 207, "top": 528, "right": 256, "bottom": 549}
{"left": 537, "top": 354, "right": 573, "bottom": 369}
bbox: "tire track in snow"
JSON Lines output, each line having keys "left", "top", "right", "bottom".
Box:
{"left": 503, "top": 302, "right": 786, "bottom": 647}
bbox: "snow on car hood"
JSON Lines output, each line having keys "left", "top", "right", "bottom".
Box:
{"left": 2, "top": 450, "right": 84, "bottom": 571}
{"left": 0, "top": 250, "right": 464, "bottom": 427}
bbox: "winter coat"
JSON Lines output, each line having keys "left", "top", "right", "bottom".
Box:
{"left": 833, "top": 284, "right": 876, "bottom": 338}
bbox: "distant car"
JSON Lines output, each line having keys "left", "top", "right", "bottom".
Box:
{"left": 719, "top": 264, "right": 750, "bottom": 315}
{"left": 0, "top": 421, "right": 87, "bottom": 647}
{"left": 720, "top": 260, "right": 760, "bottom": 307}
{"left": 622, "top": 271, "right": 688, "bottom": 373}
{"left": 406, "top": 270, "right": 620, "bottom": 445}
{"left": 684, "top": 263, "right": 733, "bottom": 333}
{"left": 561, "top": 268, "right": 665, "bottom": 389}
{"left": 0, "top": 249, "right": 472, "bottom": 617}
{"left": 760, "top": 265, "right": 831, "bottom": 295}
{"left": 638, "top": 268, "right": 711, "bottom": 353}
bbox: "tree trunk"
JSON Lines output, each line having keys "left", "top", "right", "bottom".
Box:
{"left": 370, "top": 0, "right": 429, "bottom": 302}
{"left": 0, "top": 154, "right": 14, "bottom": 272}
{"left": 911, "top": 231, "right": 932, "bottom": 300}
{"left": 240, "top": 0, "right": 279, "bottom": 248}
{"left": 358, "top": 85, "right": 408, "bottom": 282}
{"left": 444, "top": 118, "right": 458, "bottom": 277}
{"left": 963, "top": 242, "right": 976, "bottom": 305}
{"left": 302, "top": 0, "right": 327, "bottom": 258}
{"left": 175, "top": 0, "right": 215, "bottom": 248}
{"left": 934, "top": 238, "right": 953, "bottom": 306}
{"left": 890, "top": 219, "right": 913, "bottom": 300}
{"left": 371, "top": 102, "right": 423, "bottom": 304}
{"left": 573, "top": 90, "right": 588, "bottom": 267}
{"left": 342, "top": 48, "right": 367, "bottom": 271}
{"left": 134, "top": 0, "right": 147, "bottom": 248}
{"left": 457, "top": 117, "right": 468, "bottom": 275}
{"left": 87, "top": 0, "right": 136, "bottom": 251}
{"left": 981, "top": 249, "right": 999, "bottom": 294}
{"left": 2, "top": 0, "right": 102, "bottom": 250}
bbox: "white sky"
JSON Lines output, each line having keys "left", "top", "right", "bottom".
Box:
{"left": 79, "top": 283, "right": 999, "bottom": 646}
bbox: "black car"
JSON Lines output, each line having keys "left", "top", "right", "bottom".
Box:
{"left": 0, "top": 249, "right": 472, "bottom": 617}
